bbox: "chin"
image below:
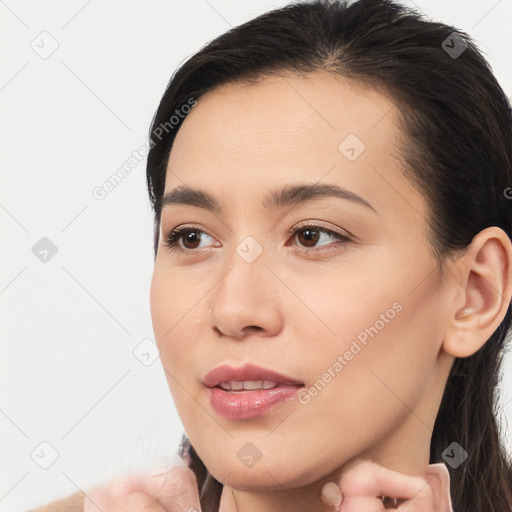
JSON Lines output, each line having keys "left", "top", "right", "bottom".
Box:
{"left": 207, "top": 457, "right": 320, "bottom": 492}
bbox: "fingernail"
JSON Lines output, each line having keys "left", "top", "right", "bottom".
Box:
{"left": 426, "top": 462, "right": 449, "bottom": 473}
{"left": 321, "top": 482, "right": 343, "bottom": 509}
{"left": 426, "top": 462, "right": 451, "bottom": 482}
{"left": 149, "top": 454, "right": 189, "bottom": 477}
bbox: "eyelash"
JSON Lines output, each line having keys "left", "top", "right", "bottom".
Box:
{"left": 163, "top": 222, "right": 354, "bottom": 256}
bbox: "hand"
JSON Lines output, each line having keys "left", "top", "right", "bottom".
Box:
{"left": 83, "top": 456, "right": 202, "bottom": 512}
{"left": 320, "top": 459, "right": 454, "bottom": 511}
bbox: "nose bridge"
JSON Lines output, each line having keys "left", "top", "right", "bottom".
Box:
{"left": 205, "top": 215, "right": 288, "bottom": 338}
{"left": 216, "top": 232, "right": 271, "bottom": 304}
{"left": 210, "top": 225, "right": 288, "bottom": 321}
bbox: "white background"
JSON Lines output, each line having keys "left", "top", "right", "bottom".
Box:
{"left": 1, "top": 1, "right": 512, "bottom": 510}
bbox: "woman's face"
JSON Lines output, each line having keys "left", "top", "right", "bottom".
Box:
{"left": 150, "top": 72, "right": 455, "bottom": 492}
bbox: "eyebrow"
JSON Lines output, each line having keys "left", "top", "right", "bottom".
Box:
{"left": 160, "top": 183, "right": 378, "bottom": 215}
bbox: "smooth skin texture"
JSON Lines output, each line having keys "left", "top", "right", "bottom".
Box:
{"left": 220, "top": 459, "right": 454, "bottom": 511}
{"left": 149, "top": 71, "right": 512, "bottom": 512}
{"left": 30, "top": 73, "right": 511, "bottom": 512}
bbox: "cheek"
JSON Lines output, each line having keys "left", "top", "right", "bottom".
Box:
{"left": 292, "top": 252, "right": 440, "bottom": 407}
{"left": 304, "top": 278, "right": 439, "bottom": 426}
{"left": 149, "top": 265, "right": 207, "bottom": 398}
{"left": 150, "top": 266, "right": 189, "bottom": 377}
{"left": 150, "top": 263, "right": 199, "bottom": 339}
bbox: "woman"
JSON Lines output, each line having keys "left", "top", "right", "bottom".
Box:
{"left": 31, "top": 0, "right": 512, "bottom": 510}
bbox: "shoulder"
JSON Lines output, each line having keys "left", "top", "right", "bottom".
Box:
{"left": 27, "top": 491, "right": 84, "bottom": 512}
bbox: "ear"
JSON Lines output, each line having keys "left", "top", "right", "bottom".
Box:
{"left": 442, "top": 226, "right": 512, "bottom": 358}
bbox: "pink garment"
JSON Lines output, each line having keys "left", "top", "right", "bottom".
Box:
{"left": 218, "top": 462, "right": 454, "bottom": 511}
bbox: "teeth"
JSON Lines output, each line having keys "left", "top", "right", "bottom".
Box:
{"left": 218, "top": 380, "right": 278, "bottom": 391}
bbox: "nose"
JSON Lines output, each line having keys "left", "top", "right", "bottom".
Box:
{"left": 208, "top": 252, "right": 284, "bottom": 340}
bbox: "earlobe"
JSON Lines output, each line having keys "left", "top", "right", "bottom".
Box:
{"left": 443, "top": 227, "right": 512, "bottom": 359}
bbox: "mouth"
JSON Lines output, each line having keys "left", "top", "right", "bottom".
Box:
{"left": 202, "top": 363, "right": 305, "bottom": 420}
{"left": 214, "top": 380, "right": 299, "bottom": 392}
{"left": 206, "top": 383, "right": 305, "bottom": 420}
{"left": 202, "top": 363, "right": 305, "bottom": 389}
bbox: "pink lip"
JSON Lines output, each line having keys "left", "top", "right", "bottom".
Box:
{"left": 202, "top": 363, "right": 304, "bottom": 388}
{"left": 206, "top": 385, "right": 303, "bottom": 420}
{"left": 202, "top": 363, "right": 305, "bottom": 420}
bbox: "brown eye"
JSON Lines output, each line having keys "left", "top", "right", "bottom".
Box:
{"left": 291, "top": 225, "right": 351, "bottom": 251}
{"left": 180, "top": 229, "right": 202, "bottom": 249}
{"left": 164, "top": 223, "right": 352, "bottom": 256}
{"left": 296, "top": 227, "right": 321, "bottom": 247}
{"left": 165, "top": 227, "right": 215, "bottom": 253}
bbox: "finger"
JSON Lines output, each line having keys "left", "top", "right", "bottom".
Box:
{"left": 424, "top": 463, "right": 454, "bottom": 512}
{"left": 85, "top": 472, "right": 197, "bottom": 512}
{"left": 338, "top": 459, "right": 433, "bottom": 506}
{"left": 321, "top": 483, "right": 408, "bottom": 512}
{"left": 109, "top": 465, "right": 202, "bottom": 512}
{"left": 342, "top": 494, "right": 428, "bottom": 512}
{"left": 340, "top": 495, "right": 383, "bottom": 512}
{"left": 83, "top": 485, "right": 111, "bottom": 512}
{"left": 119, "top": 491, "right": 169, "bottom": 512}
{"left": 84, "top": 476, "right": 184, "bottom": 512}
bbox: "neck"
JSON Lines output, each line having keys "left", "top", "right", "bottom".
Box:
{"left": 218, "top": 368, "right": 447, "bottom": 512}
{"left": 222, "top": 423, "right": 431, "bottom": 512}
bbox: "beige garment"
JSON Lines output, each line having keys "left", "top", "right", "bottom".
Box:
{"left": 27, "top": 492, "right": 84, "bottom": 512}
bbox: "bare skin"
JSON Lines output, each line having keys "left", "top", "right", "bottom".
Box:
{"left": 31, "top": 71, "right": 512, "bottom": 511}
{"left": 148, "top": 71, "right": 512, "bottom": 511}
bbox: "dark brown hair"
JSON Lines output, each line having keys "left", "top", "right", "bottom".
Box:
{"left": 145, "top": 0, "right": 512, "bottom": 510}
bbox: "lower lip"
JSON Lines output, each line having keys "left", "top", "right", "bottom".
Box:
{"left": 206, "top": 385, "right": 303, "bottom": 420}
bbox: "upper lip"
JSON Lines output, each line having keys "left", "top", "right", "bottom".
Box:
{"left": 203, "top": 363, "right": 305, "bottom": 388}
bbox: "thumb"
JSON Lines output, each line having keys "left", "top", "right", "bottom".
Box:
{"left": 320, "top": 482, "right": 343, "bottom": 511}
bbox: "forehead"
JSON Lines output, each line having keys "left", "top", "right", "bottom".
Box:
{"left": 169, "top": 71, "right": 398, "bottom": 164}
{"left": 164, "top": 71, "right": 427, "bottom": 224}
